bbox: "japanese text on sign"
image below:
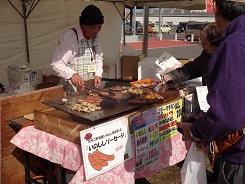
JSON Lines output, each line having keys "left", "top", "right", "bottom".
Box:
{"left": 133, "top": 98, "right": 183, "bottom": 170}
{"left": 133, "top": 109, "right": 160, "bottom": 170}
{"left": 80, "top": 116, "right": 133, "bottom": 180}
{"left": 158, "top": 99, "right": 184, "bottom": 142}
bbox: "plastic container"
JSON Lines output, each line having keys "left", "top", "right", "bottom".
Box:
{"left": 6, "top": 69, "right": 43, "bottom": 90}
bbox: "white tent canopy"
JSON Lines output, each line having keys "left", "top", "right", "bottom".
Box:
{"left": 94, "top": 0, "right": 205, "bottom": 10}
{"left": 0, "top": 0, "right": 205, "bottom": 87}
{"left": 0, "top": 1, "right": 125, "bottom": 86}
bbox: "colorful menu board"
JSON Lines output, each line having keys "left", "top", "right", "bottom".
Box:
{"left": 158, "top": 98, "right": 184, "bottom": 142}
{"left": 133, "top": 98, "right": 184, "bottom": 170}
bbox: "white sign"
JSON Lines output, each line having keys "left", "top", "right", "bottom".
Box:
{"left": 185, "top": 93, "right": 195, "bottom": 117}
{"left": 80, "top": 116, "right": 133, "bottom": 180}
{"left": 155, "top": 51, "right": 181, "bottom": 73}
{"left": 196, "top": 86, "right": 210, "bottom": 112}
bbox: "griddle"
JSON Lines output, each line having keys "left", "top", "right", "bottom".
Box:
{"left": 42, "top": 94, "right": 163, "bottom": 125}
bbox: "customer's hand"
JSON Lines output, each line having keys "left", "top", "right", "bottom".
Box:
{"left": 176, "top": 122, "right": 194, "bottom": 141}
{"left": 198, "top": 141, "right": 211, "bottom": 156}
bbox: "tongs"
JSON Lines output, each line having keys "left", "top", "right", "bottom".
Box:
{"left": 84, "top": 84, "right": 116, "bottom": 97}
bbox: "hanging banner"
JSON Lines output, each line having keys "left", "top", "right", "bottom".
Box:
{"left": 80, "top": 116, "right": 133, "bottom": 180}
{"left": 133, "top": 108, "right": 160, "bottom": 170}
{"left": 158, "top": 98, "right": 184, "bottom": 142}
{"left": 206, "top": 0, "right": 214, "bottom": 14}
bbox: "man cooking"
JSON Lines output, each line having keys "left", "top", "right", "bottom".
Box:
{"left": 52, "top": 4, "right": 104, "bottom": 96}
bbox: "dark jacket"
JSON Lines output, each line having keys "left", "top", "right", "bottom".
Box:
{"left": 167, "top": 50, "right": 211, "bottom": 85}
{"left": 191, "top": 15, "right": 245, "bottom": 164}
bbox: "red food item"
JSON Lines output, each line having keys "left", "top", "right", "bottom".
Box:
{"left": 111, "top": 93, "right": 125, "bottom": 100}
{"left": 88, "top": 153, "right": 103, "bottom": 171}
{"left": 92, "top": 151, "right": 109, "bottom": 167}
{"left": 84, "top": 133, "right": 92, "bottom": 141}
{"left": 110, "top": 86, "right": 123, "bottom": 91}
{"left": 94, "top": 149, "right": 115, "bottom": 161}
{"left": 78, "top": 96, "right": 102, "bottom": 105}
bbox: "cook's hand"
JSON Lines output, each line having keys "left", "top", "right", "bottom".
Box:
{"left": 94, "top": 76, "right": 102, "bottom": 88}
{"left": 176, "top": 122, "right": 194, "bottom": 141}
{"left": 71, "top": 73, "right": 84, "bottom": 90}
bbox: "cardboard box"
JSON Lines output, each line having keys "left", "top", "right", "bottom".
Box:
{"left": 138, "top": 57, "right": 192, "bottom": 81}
{"left": 121, "top": 54, "right": 145, "bottom": 80}
{"left": 138, "top": 57, "right": 160, "bottom": 81}
{"left": 177, "top": 58, "right": 193, "bottom": 66}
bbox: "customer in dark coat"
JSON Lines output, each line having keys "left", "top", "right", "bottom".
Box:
{"left": 162, "top": 23, "right": 222, "bottom": 85}
{"left": 177, "top": 1, "right": 245, "bottom": 183}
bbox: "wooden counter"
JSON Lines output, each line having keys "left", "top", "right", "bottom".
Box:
{"left": 33, "top": 88, "right": 180, "bottom": 145}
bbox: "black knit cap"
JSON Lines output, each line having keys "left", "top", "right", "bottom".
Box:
{"left": 79, "top": 5, "right": 104, "bottom": 25}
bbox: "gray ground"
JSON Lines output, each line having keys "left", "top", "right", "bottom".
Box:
{"left": 136, "top": 33, "right": 203, "bottom": 59}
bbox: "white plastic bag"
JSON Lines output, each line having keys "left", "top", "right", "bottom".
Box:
{"left": 181, "top": 142, "right": 207, "bottom": 184}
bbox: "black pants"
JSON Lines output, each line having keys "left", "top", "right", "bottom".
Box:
{"left": 211, "top": 156, "right": 220, "bottom": 183}
{"left": 218, "top": 158, "right": 245, "bottom": 184}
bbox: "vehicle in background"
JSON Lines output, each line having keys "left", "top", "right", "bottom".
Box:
{"left": 151, "top": 24, "right": 171, "bottom": 33}
{"left": 161, "top": 24, "right": 171, "bottom": 33}
{"left": 151, "top": 26, "right": 159, "bottom": 33}
{"left": 176, "top": 22, "right": 187, "bottom": 33}
{"left": 148, "top": 23, "right": 155, "bottom": 33}
{"left": 125, "top": 22, "right": 133, "bottom": 35}
{"left": 125, "top": 21, "right": 142, "bottom": 35}
{"left": 137, "top": 24, "right": 154, "bottom": 34}
{"left": 185, "top": 21, "right": 207, "bottom": 41}
{"left": 136, "top": 21, "right": 142, "bottom": 29}
{"left": 148, "top": 23, "right": 155, "bottom": 28}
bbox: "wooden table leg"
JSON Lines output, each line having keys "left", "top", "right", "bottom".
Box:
{"left": 24, "top": 151, "right": 31, "bottom": 184}
{"left": 60, "top": 166, "right": 66, "bottom": 184}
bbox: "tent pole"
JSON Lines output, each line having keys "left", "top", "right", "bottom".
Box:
{"left": 129, "top": 8, "right": 133, "bottom": 34}
{"left": 22, "top": 0, "right": 30, "bottom": 65}
{"left": 7, "top": 0, "right": 40, "bottom": 65}
{"left": 142, "top": 6, "right": 149, "bottom": 57}
{"left": 159, "top": 8, "right": 162, "bottom": 40}
{"left": 123, "top": 8, "right": 126, "bottom": 45}
{"left": 133, "top": 6, "right": 136, "bottom": 35}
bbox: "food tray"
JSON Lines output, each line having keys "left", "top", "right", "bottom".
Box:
{"left": 42, "top": 95, "right": 144, "bottom": 125}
